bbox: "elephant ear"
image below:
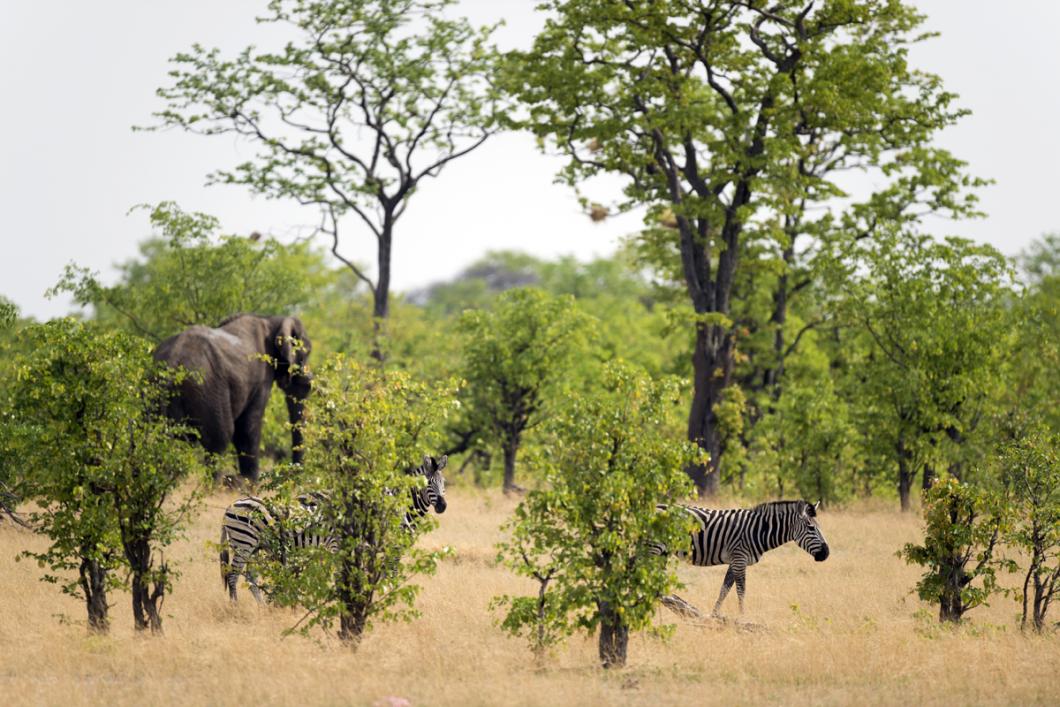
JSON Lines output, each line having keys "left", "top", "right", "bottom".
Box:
{"left": 274, "top": 317, "right": 309, "bottom": 369}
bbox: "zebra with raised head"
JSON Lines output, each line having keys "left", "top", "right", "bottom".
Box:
{"left": 218, "top": 455, "right": 449, "bottom": 602}
{"left": 401, "top": 454, "right": 447, "bottom": 529}
{"left": 655, "top": 500, "right": 830, "bottom": 617}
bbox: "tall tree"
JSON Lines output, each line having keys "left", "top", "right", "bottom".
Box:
{"left": 151, "top": 0, "right": 503, "bottom": 357}
{"left": 830, "top": 231, "right": 1014, "bottom": 510}
{"left": 458, "top": 288, "right": 591, "bottom": 493}
{"left": 505, "top": 0, "right": 978, "bottom": 495}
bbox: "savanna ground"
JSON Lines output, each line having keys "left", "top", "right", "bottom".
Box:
{"left": 1, "top": 485, "right": 1057, "bottom": 707}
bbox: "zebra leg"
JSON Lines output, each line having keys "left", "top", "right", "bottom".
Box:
{"left": 245, "top": 567, "right": 265, "bottom": 605}
{"left": 735, "top": 566, "right": 747, "bottom": 613}
{"left": 713, "top": 566, "right": 737, "bottom": 617}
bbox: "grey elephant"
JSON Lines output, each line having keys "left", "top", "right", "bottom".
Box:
{"left": 153, "top": 314, "right": 312, "bottom": 483}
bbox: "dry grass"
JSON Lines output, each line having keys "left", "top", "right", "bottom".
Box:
{"left": 1, "top": 486, "right": 1057, "bottom": 707}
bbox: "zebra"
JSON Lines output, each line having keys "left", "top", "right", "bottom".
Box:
{"left": 655, "top": 499, "right": 830, "bottom": 617}
{"left": 219, "top": 492, "right": 337, "bottom": 602}
{"left": 401, "top": 454, "right": 447, "bottom": 529}
{"left": 218, "top": 455, "right": 449, "bottom": 602}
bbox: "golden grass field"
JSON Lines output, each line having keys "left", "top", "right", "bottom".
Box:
{"left": 2, "top": 485, "right": 1058, "bottom": 707}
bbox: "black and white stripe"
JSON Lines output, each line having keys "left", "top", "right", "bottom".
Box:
{"left": 218, "top": 455, "right": 449, "bottom": 602}
{"left": 219, "top": 492, "right": 337, "bottom": 603}
{"left": 401, "top": 454, "right": 448, "bottom": 531}
{"left": 655, "top": 500, "right": 829, "bottom": 616}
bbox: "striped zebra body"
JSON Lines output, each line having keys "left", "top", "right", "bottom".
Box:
{"left": 656, "top": 500, "right": 829, "bottom": 616}
{"left": 219, "top": 493, "right": 338, "bottom": 603}
{"left": 218, "top": 455, "right": 448, "bottom": 602}
{"left": 401, "top": 454, "right": 448, "bottom": 531}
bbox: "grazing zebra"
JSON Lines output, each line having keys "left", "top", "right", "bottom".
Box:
{"left": 219, "top": 492, "right": 337, "bottom": 602}
{"left": 655, "top": 500, "right": 830, "bottom": 616}
{"left": 218, "top": 455, "right": 449, "bottom": 602}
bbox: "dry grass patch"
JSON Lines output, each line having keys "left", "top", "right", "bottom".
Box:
{"left": 1, "top": 486, "right": 1057, "bottom": 706}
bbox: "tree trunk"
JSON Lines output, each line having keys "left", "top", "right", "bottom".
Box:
{"left": 687, "top": 322, "right": 734, "bottom": 497}
{"left": 763, "top": 239, "right": 795, "bottom": 397}
{"left": 338, "top": 612, "right": 367, "bottom": 647}
{"left": 370, "top": 222, "right": 393, "bottom": 363}
{"left": 939, "top": 588, "right": 963, "bottom": 623}
{"left": 127, "top": 538, "right": 165, "bottom": 634}
{"left": 922, "top": 464, "right": 936, "bottom": 491}
{"left": 286, "top": 395, "right": 306, "bottom": 465}
{"left": 79, "top": 556, "right": 109, "bottom": 634}
{"left": 502, "top": 432, "right": 521, "bottom": 494}
{"left": 897, "top": 437, "right": 914, "bottom": 512}
{"left": 597, "top": 601, "right": 629, "bottom": 669}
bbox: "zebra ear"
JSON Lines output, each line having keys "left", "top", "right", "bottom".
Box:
{"left": 437, "top": 454, "right": 448, "bottom": 471}
{"left": 423, "top": 454, "right": 432, "bottom": 468}
{"left": 812, "top": 500, "right": 821, "bottom": 514}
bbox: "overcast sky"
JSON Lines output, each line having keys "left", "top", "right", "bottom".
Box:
{"left": 2, "top": 1, "right": 1057, "bottom": 320}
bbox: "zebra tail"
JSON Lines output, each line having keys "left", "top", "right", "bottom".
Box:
{"left": 219, "top": 525, "right": 231, "bottom": 589}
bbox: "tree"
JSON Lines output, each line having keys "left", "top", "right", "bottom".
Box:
{"left": 494, "top": 361, "right": 699, "bottom": 668}
{"left": 829, "top": 231, "right": 1014, "bottom": 510}
{"left": 0, "top": 297, "right": 28, "bottom": 526}
{"left": 1013, "top": 235, "right": 1060, "bottom": 433}
{"left": 900, "top": 476, "right": 1011, "bottom": 623}
{"left": 1001, "top": 425, "right": 1060, "bottom": 633}
{"left": 258, "top": 355, "right": 455, "bottom": 646}
{"left": 505, "top": 0, "right": 979, "bottom": 495}
{"left": 457, "top": 288, "right": 591, "bottom": 493}
{"left": 11, "top": 320, "right": 202, "bottom": 633}
{"left": 52, "top": 202, "right": 330, "bottom": 343}
{"left": 151, "top": 0, "right": 503, "bottom": 358}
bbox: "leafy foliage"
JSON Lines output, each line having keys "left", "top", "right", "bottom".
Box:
{"left": 151, "top": 0, "right": 503, "bottom": 325}
{"left": 828, "top": 231, "right": 1015, "bottom": 508}
{"left": 1000, "top": 424, "right": 1060, "bottom": 632}
{"left": 493, "top": 361, "right": 699, "bottom": 667}
{"left": 457, "top": 287, "right": 593, "bottom": 491}
{"left": 257, "top": 355, "right": 457, "bottom": 645}
{"left": 51, "top": 202, "right": 329, "bottom": 342}
{"left": 503, "top": 0, "right": 982, "bottom": 495}
{"left": 900, "top": 476, "right": 1012, "bottom": 623}
{"left": 9, "top": 319, "right": 203, "bottom": 632}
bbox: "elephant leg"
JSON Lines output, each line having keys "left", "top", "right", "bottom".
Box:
{"left": 233, "top": 395, "right": 267, "bottom": 484}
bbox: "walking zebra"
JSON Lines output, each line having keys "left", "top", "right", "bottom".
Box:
{"left": 218, "top": 455, "right": 449, "bottom": 602}
{"left": 655, "top": 500, "right": 830, "bottom": 616}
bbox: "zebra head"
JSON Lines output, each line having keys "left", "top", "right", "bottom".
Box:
{"left": 794, "top": 501, "right": 830, "bottom": 562}
{"left": 409, "top": 454, "right": 448, "bottom": 514}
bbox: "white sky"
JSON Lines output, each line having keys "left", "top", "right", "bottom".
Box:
{"left": 2, "top": 1, "right": 1057, "bottom": 320}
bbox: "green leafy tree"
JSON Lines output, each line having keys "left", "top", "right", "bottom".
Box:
{"left": 494, "top": 361, "right": 699, "bottom": 668}
{"left": 0, "top": 296, "right": 15, "bottom": 329}
{"left": 829, "top": 231, "right": 1014, "bottom": 510}
{"left": 504, "top": 0, "right": 980, "bottom": 495}
{"left": 150, "top": 0, "right": 503, "bottom": 357}
{"left": 11, "top": 320, "right": 203, "bottom": 633}
{"left": 52, "top": 202, "right": 330, "bottom": 342}
{"left": 258, "top": 355, "right": 456, "bottom": 646}
{"left": 457, "top": 288, "right": 591, "bottom": 493}
{"left": 900, "top": 476, "right": 1011, "bottom": 623}
{"left": 1001, "top": 425, "right": 1060, "bottom": 633}
{"left": 1013, "top": 235, "right": 1060, "bottom": 433}
{"left": 0, "top": 297, "right": 31, "bottom": 526}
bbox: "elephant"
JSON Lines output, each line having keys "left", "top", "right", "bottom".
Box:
{"left": 153, "top": 314, "right": 312, "bottom": 483}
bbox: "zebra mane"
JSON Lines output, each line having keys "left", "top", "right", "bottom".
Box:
{"left": 751, "top": 500, "right": 810, "bottom": 515}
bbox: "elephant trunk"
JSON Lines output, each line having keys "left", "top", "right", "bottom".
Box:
{"left": 286, "top": 394, "right": 306, "bottom": 465}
